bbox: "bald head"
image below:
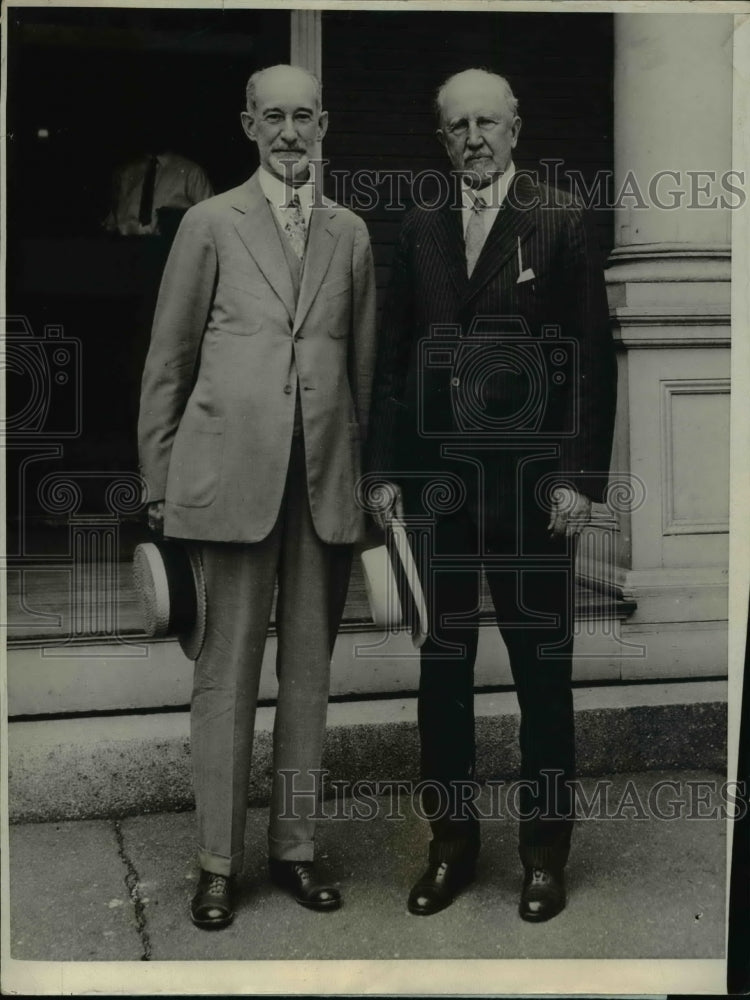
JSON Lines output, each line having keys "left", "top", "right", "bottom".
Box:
{"left": 435, "top": 68, "right": 521, "bottom": 189}
{"left": 435, "top": 69, "right": 518, "bottom": 125}
{"left": 245, "top": 64, "right": 322, "bottom": 114}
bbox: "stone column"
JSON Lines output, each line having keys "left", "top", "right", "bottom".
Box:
{"left": 290, "top": 8, "right": 322, "bottom": 76}
{"left": 290, "top": 10, "right": 324, "bottom": 188}
{"left": 606, "top": 13, "right": 734, "bottom": 679}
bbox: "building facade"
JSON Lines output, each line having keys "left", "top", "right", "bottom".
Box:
{"left": 5, "top": 9, "right": 734, "bottom": 715}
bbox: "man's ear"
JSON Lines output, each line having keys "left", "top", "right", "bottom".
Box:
{"left": 317, "top": 109, "right": 329, "bottom": 142}
{"left": 510, "top": 115, "right": 522, "bottom": 148}
{"left": 240, "top": 111, "right": 256, "bottom": 142}
{"left": 435, "top": 127, "right": 447, "bottom": 151}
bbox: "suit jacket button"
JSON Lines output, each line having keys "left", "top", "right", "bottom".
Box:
{"left": 283, "top": 384, "right": 292, "bottom": 394}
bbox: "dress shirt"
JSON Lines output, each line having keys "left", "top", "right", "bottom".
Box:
{"left": 259, "top": 167, "right": 317, "bottom": 439}
{"left": 258, "top": 166, "right": 315, "bottom": 232}
{"left": 460, "top": 162, "right": 516, "bottom": 240}
{"left": 104, "top": 151, "right": 213, "bottom": 236}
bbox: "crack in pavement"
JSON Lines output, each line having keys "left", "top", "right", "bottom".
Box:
{"left": 113, "top": 820, "right": 152, "bottom": 961}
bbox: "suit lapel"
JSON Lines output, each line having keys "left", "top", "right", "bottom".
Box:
{"left": 463, "top": 172, "right": 538, "bottom": 305}
{"left": 231, "top": 174, "right": 297, "bottom": 322}
{"left": 428, "top": 204, "right": 468, "bottom": 296}
{"left": 293, "top": 206, "right": 341, "bottom": 334}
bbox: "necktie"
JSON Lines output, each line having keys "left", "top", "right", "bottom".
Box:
{"left": 138, "top": 155, "right": 158, "bottom": 227}
{"left": 284, "top": 193, "right": 307, "bottom": 261}
{"left": 464, "top": 194, "right": 487, "bottom": 277}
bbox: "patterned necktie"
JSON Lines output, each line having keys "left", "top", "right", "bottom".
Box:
{"left": 464, "top": 194, "right": 488, "bottom": 277}
{"left": 284, "top": 193, "right": 308, "bottom": 261}
{"left": 138, "top": 155, "right": 158, "bottom": 227}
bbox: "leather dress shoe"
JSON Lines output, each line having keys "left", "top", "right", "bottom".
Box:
{"left": 190, "top": 870, "right": 235, "bottom": 929}
{"left": 519, "top": 866, "right": 566, "bottom": 922}
{"left": 269, "top": 859, "right": 341, "bottom": 911}
{"left": 407, "top": 858, "right": 476, "bottom": 916}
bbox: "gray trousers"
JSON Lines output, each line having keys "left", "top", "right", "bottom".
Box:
{"left": 190, "top": 438, "right": 352, "bottom": 875}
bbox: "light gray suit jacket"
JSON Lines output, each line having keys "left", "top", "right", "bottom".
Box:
{"left": 138, "top": 170, "right": 377, "bottom": 544}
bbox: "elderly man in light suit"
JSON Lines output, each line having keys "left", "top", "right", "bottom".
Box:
{"left": 138, "top": 64, "right": 377, "bottom": 928}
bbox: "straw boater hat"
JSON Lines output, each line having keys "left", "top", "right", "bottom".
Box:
{"left": 360, "top": 515, "right": 428, "bottom": 647}
{"left": 132, "top": 540, "right": 207, "bottom": 660}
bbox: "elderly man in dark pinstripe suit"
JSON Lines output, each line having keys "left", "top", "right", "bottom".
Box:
{"left": 366, "top": 69, "right": 617, "bottom": 922}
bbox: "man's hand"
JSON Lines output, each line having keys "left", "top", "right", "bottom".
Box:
{"left": 547, "top": 486, "right": 592, "bottom": 539}
{"left": 147, "top": 500, "right": 165, "bottom": 537}
{"left": 371, "top": 481, "right": 404, "bottom": 533}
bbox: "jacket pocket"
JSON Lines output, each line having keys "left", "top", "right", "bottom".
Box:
{"left": 324, "top": 278, "right": 352, "bottom": 338}
{"left": 323, "top": 277, "right": 351, "bottom": 297}
{"left": 214, "top": 281, "right": 265, "bottom": 336}
{"left": 166, "top": 415, "right": 224, "bottom": 508}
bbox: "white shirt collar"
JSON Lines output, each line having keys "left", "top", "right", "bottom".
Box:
{"left": 461, "top": 162, "right": 516, "bottom": 214}
{"left": 258, "top": 166, "right": 315, "bottom": 221}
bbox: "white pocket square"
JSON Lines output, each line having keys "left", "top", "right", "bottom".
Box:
{"left": 517, "top": 268, "right": 536, "bottom": 284}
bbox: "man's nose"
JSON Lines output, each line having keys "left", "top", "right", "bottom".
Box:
{"left": 280, "top": 116, "right": 298, "bottom": 142}
{"left": 466, "top": 122, "right": 483, "bottom": 147}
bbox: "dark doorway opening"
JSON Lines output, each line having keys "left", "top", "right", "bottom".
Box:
{"left": 6, "top": 7, "right": 290, "bottom": 539}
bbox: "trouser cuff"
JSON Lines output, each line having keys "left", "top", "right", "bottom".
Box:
{"left": 268, "top": 833, "right": 315, "bottom": 862}
{"left": 198, "top": 846, "right": 243, "bottom": 877}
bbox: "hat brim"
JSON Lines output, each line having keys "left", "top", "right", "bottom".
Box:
{"left": 179, "top": 545, "right": 207, "bottom": 661}
{"left": 361, "top": 543, "right": 402, "bottom": 629}
{"left": 360, "top": 516, "right": 428, "bottom": 647}
{"left": 132, "top": 540, "right": 207, "bottom": 661}
{"left": 389, "top": 516, "right": 428, "bottom": 647}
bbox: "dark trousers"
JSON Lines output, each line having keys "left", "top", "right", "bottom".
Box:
{"left": 417, "top": 510, "right": 576, "bottom": 871}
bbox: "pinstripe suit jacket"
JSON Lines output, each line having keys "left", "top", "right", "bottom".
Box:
{"left": 366, "top": 172, "right": 617, "bottom": 537}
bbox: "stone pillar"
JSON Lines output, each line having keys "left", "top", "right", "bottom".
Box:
{"left": 290, "top": 8, "right": 322, "bottom": 76}
{"left": 606, "top": 13, "right": 733, "bottom": 679}
{"left": 290, "top": 10, "right": 324, "bottom": 187}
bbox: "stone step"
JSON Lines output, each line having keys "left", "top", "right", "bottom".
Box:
{"left": 7, "top": 680, "right": 727, "bottom": 823}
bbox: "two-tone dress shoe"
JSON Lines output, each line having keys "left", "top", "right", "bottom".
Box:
{"left": 519, "top": 866, "right": 566, "bottom": 922}
{"left": 269, "top": 859, "right": 341, "bottom": 911}
{"left": 407, "top": 857, "right": 476, "bottom": 916}
{"left": 190, "top": 870, "right": 235, "bottom": 929}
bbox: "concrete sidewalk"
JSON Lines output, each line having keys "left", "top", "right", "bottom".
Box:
{"left": 8, "top": 770, "right": 726, "bottom": 963}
